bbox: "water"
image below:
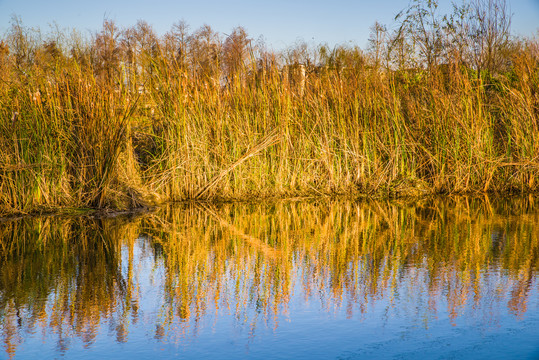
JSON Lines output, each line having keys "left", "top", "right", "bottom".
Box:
{"left": 0, "top": 197, "right": 538, "bottom": 359}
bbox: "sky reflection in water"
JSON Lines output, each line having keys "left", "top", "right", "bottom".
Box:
{"left": 0, "top": 197, "right": 538, "bottom": 359}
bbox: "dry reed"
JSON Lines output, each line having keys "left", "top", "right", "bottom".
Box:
{"left": 0, "top": 7, "right": 537, "bottom": 215}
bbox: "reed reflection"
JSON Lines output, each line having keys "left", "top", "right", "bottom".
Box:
{"left": 0, "top": 197, "right": 538, "bottom": 358}
{"left": 0, "top": 217, "right": 142, "bottom": 357}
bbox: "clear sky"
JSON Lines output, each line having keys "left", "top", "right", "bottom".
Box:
{"left": 0, "top": 0, "right": 538, "bottom": 50}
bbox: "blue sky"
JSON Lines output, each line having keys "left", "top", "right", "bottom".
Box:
{"left": 0, "top": 0, "right": 538, "bottom": 49}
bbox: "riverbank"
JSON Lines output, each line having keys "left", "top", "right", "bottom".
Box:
{"left": 1, "top": 18, "right": 538, "bottom": 217}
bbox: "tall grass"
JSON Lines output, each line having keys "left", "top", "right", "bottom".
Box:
{"left": 0, "top": 13, "right": 538, "bottom": 214}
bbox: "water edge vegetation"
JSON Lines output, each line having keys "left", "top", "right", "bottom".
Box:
{"left": 0, "top": 0, "right": 538, "bottom": 216}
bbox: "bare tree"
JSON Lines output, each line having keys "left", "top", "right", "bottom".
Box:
{"left": 188, "top": 24, "right": 221, "bottom": 83}
{"left": 387, "top": 27, "right": 416, "bottom": 70}
{"left": 468, "top": 0, "right": 512, "bottom": 77}
{"left": 394, "top": 0, "right": 444, "bottom": 70}
{"left": 284, "top": 40, "right": 311, "bottom": 66}
{"left": 133, "top": 20, "right": 159, "bottom": 57}
{"left": 6, "top": 15, "right": 40, "bottom": 69}
{"left": 169, "top": 20, "right": 190, "bottom": 69}
{"left": 443, "top": 2, "right": 473, "bottom": 66}
{"left": 367, "top": 21, "right": 388, "bottom": 69}
{"left": 94, "top": 20, "right": 121, "bottom": 83}
{"left": 222, "top": 26, "right": 251, "bottom": 84}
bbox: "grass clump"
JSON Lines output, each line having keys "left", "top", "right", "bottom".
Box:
{"left": 0, "top": 0, "right": 538, "bottom": 215}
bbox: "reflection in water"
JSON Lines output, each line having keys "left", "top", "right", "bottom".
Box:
{"left": 0, "top": 197, "right": 538, "bottom": 358}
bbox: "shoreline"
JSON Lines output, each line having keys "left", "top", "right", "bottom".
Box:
{"left": 1, "top": 190, "right": 537, "bottom": 222}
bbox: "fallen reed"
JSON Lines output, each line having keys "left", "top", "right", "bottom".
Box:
{"left": 0, "top": 8, "right": 538, "bottom": 215}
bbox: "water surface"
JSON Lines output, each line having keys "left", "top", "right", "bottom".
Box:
{"left": 0, "top": 197, "right": 538, "bottom": 359}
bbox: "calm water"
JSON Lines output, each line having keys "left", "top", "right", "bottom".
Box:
{"left": 0, "top": 197, "right": 538, "bottom": 359}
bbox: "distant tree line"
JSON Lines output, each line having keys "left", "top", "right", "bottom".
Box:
{"left": 0, "top": 0, "right": 531, "bottom": 91}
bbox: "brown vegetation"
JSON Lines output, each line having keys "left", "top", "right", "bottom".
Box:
{"left": 0, "top": 0, "right": 538, "bottom": 215}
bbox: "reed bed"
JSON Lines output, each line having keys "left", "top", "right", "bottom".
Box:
{"left": 0, "top": 8, "right": 538, "bottom": 215}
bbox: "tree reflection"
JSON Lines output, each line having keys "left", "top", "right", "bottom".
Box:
{"left": 0, "top": 196, "right": 538, "bottom": 357}
{"left": 0, "top": 217, "right": 137, "bottom": 357}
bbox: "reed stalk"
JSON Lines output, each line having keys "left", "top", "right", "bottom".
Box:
{"left": 0, "top": 16, "right": 537, "bottom": 215}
